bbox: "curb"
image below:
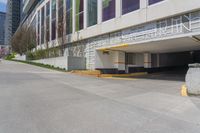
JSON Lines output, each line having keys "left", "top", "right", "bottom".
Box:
{"left": 181, "top": 84, "right": 188, "bottom": 96}
{"left": 102, "top": 77, "right": 138, "bottom": 80}
{"left": 100, "top": 72, "right": 147, "bottom": 78}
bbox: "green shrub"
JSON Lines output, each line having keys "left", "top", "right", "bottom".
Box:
{"left": 10, "top": 59, "right": 67, "bottom": 72}
{"left": 5, "top": 53, "right": 16, "bottom": 60}
{"left": 26, "top": 47, "right": 61, "bottom": 61}
{"left": 26, "top": 51, "right": 35, "bottom": 60}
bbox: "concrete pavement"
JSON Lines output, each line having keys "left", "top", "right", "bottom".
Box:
{"left": 0, "top": 60, "right": 200, "bottom": 133}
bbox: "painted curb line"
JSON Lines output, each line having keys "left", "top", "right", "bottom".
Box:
{"left": 181, "top": 84, "right": 188, "bottom": 96}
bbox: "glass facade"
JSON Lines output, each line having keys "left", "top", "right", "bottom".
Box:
{"left": 37, "top": 11, "right": 40, "bottom": 45}
{"left": 149, "top": 0, "right": 164, "bottom": 5}
{"left": 102, "top": 0, "right": 115, "bottom": 22}
{"left": 58, "top": 0, "right": 64, "bottom": 37}
{"left": 66, "top": 0, "right": 73, "bottom": 34}
{"left": 76, "top": 0, "right": 84, "bottom": 31}
{"left": 34, "top": 0, "right": 167, "bottom": 46}
{"left": 51, "top": 0, "right": 56, "bottom": 40}
{"left": 87, "top": 0, "right": 97, "bottom": 27}
{"left": 0, "top": 12, "right": 5, "bottom": 45}
{"left": 122, "top": 0, "right": 140, "bottom": 15}
{"left": 41, "top": 7, "right": 45, "bottom": 44}
{"left": 46, "top": 2, "right": 50, "bottom": 42}
{"left": 31, "top": 17, "right": 37, "bottom": 48}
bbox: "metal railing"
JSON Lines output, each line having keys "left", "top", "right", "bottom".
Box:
{"left": 108, "top": 18, "right": 200, "bottom": 47}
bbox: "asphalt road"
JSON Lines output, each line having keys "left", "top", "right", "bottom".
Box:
{"left": 0, "top": 60, "right": 200, "bottom": 133}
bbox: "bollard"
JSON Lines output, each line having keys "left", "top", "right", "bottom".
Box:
{"left": 186, "top": 63, "right": 200, "bottom": 95}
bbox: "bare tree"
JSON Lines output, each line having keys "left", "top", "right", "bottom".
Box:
{"left": 11, "top": 25, "right": 36, "bottom": 55}
{"left": 58, "top": 0, "right": 65, "bottom": 56}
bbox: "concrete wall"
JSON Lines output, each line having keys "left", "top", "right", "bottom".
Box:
{"left": 126, "top": 53, "right": 144, "bottom": 66}
{"left": 135, "top": 54, "right": 144, "bottom": 66}
{"left": 151, "top": 54, "right": 159, "bottom": 68}
{"left": 33, "top": 56, "right": 86, "bottom": 71}
{"left": 113, "top": 51, "right": 125, "bottom": 71}
{"left": 14, "top": 54, "right": 26, "bottom": 61}
{"left": 33, "top": 56, "right": 69, "bottom": 70}
{"left": 68, "top": 56, "right": 86, "bottom": 71}
{"left": 95, "top": 50, "right": 127, "bottom": 73}
{"left": 95, "top": 50, "right": 126, "bottom": 70}
{"left": 95, "top": 51, "right": 149, "bottom": 70}
{"left": 95, "top": 51, "right": 115, "bottom": 69}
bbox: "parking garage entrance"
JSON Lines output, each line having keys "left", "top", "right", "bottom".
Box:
{"left": 125, "top": 51, "right": 200, "bottom": 75}
{"left": 95, "top": 35, "right": 200, "bottom": 75}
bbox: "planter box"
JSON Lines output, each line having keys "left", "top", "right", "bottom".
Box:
{"left": 33, "top": 56, "right": 86, "bottom": 71}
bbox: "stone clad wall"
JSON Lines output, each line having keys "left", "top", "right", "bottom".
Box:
{"left": 33, "top": 56, "right": 68, "bottom": 70}
{"left": 33, "top": 56, "right": 86, "bottom": 71}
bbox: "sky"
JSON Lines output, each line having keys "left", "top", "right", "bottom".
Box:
{"left": 0, "top": 0, "right": 7, "bottom": 12}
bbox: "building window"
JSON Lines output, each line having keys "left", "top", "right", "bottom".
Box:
{"left": 76, "top": 0, "right": 84, "bottom": 31}
{"left": 46, "top": 2, "right": 50, "bottom": 42}
{"left": 102, "top": 0, "right": 115, "bottom": 22}
{"left": 149, "top": 0, "right": 164, "bottom": 5}
{"left": 51, "top": 0, "right": 56, "bottom": 40}
{"left": 31, "top": 17, "right": 36, "bottom": 48}
{"left": 41, "top": 7, "right": 45, "bottom": 44}
{"left": 87, "top": 0, "right": 97, "bottom": 27}
{"left": 66, "top": 0, "right": 73, "bottom": 34}
{"left": 51, "top": 21, "right": 56, "bottom": 40}
{"left": 122, "top": 0, "right": 140, "bottom": 15}
{"left": 58, "top": 0, "right": 64, "bottom": 38}
{"left": 37, "top": 11, "right": 40, "bottom": 45}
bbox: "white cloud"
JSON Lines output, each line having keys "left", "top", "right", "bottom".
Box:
{"left": 0, "top": 0, "right": 7, "bottom": 4}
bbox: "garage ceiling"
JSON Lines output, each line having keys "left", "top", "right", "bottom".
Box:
{"left": 111, "top": 36, "right": 200, "bottom": 53}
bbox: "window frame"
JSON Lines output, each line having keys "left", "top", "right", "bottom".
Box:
{"left": 148, "top": 0, "right": 164, "bottom": 6}
{"left": 102, "top": 0, "right": 116, "bottom": 22}
{"left": 75, "top": 0, "right": 84, "bottom": 31}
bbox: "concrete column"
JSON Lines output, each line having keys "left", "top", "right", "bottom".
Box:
{"left": 97, "top": 0, "right": 102, "bottom": 24}
{"left": 157, "top": 54, "right": 160, "bottom": 67}
{"left": 140, "top": 0, "right": 147, "bottom": 22}
{"left": 144, "top": 53, "right": 152, "bottom": 68}
{"left": 39, "top": 9, "right": 42, "bottom": 47}
{"left": 116, "top": 0, "right": 121, "bottom": 18}
{"left": 113, "top": 51, "right": 126, "bottom": 71}
{"left": 72, "top": 0, "right": 76, "bottom": 33}
{"left": 44, "top": 4, "right": 46, "bottom": 47}
{"left": 49, "top": 0, "right": 52, "bottom": 47}
{"left": 84, "top": 0, "right": 87, "bottom": 28}
{"left": 140, "top": 0, "right": 147, "bottom": 9}
{"left": 56, "top": 0, "right": 58, "bottom": 40}
{"left": 63, "top": 0, "right": 66, "bottom": 40}
{"left": 36, "top": 11, "right": 38, "bottom": 49}
{"left": 95, "top": 50, "right": 125, "bottom": 72}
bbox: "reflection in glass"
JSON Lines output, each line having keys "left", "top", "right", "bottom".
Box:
{"left": 102, "top": 0, "right": 115, "bottom": 22}
{"left": 76, "top": 0, "right": 84, "bottom": 31}
{"left": 87, "top": 0, "right": 97, "bottom": 27}
{"left": 122, "top": 0, "right": 140, "bottom": 15}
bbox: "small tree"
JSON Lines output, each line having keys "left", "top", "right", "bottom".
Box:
{"left": 11, "top": 25, "right": 36, "bottom": 55}
{"left": 58, "top": 0, "right": 65, "bottom": 56}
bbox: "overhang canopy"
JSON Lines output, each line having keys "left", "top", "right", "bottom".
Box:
{"left": 97, "top": 34, "right": 200, "bottom": 53}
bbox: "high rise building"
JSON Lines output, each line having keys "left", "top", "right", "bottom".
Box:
{"left": 18, "top": 0, "right": 200, "bottom": 72}
{"left": 21, "top": 0, "right": 41, "bottom": 21}
{"left": 4, "top": 0, "right": 21, "bottom": 45}
{"left": 0, "top": 12, "right": 6, "bottom": 45}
